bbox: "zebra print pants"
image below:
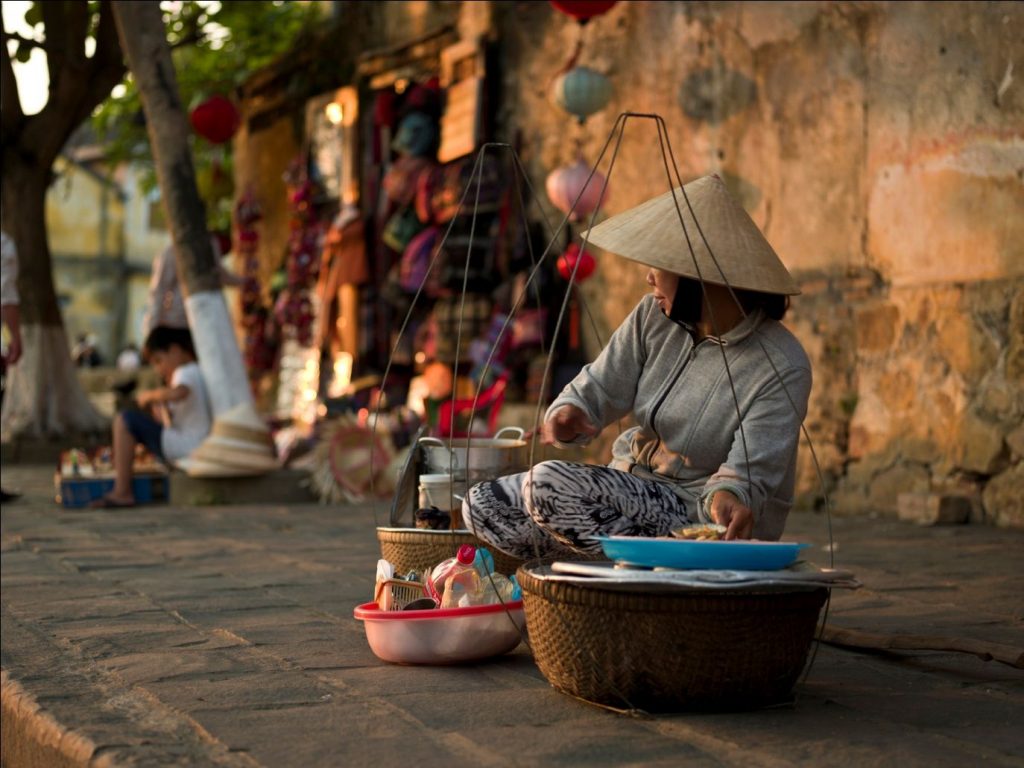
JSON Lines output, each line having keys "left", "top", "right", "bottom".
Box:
{"left": 462, "top": 461, "right": 697, "bottom": 560}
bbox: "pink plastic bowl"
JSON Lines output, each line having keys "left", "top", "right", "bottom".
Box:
{"left": 354, "top": 600, "right": 526, "bottom": 665}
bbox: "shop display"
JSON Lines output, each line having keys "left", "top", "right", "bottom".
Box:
{"left": 55, "top": 447, "right": 167, "bottom": 508}
{"left": 235, "top": 188, "right": 279, "bottom": 380}
{"left": 274, "top": 161, "right": 324, "bottom": 347}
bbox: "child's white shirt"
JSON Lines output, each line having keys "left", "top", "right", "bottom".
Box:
{"left": 160, "top": 362, "right": 212, "bottom": 461}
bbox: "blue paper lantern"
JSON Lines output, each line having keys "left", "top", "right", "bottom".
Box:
{"left": 552, "top": 66, "right": 613, "bottom": 123}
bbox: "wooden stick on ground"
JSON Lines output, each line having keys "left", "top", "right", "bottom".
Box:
{"left": 820, "top": 625, "right": 1024, "bottom": 669}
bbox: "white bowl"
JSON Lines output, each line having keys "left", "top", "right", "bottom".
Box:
{"left": 354, "top": 600, "right": 525, "bottom": 665}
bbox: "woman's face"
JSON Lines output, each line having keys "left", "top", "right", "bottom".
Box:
{"left": 646, "top": 268, "right": 679, "bottom": 316}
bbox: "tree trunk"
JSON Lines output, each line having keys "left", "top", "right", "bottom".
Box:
{"left": 0, "top": 160, "right": 107, "bottom": 440}
{"left": 1, "top": 0, "right": 126, "bottom": 440}
{"left": 111, "top": 1, "right": 252, "bottom": 417}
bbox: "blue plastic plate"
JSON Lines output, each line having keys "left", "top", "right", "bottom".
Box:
{"left": 594, "top": 536, "right": 810, "bottom": 571}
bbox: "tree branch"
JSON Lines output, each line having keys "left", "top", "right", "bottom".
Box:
{"left": 6, "top": 31, "right": 49, "bottom": 54}
{"left": 40, "top": 0, "right": 90, "bottom": 96}
{"left": 0, "top": 29, "right": 25, "bottom": 140}
{"left": 24, "top": 0, "right": 125, "bottom": 170}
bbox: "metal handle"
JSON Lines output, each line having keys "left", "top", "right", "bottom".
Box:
{"left": 418, "top": 436, "right": 460, "bottom": 469}
{"left": 493, "top": 426, "right": 525, "bottom": 441}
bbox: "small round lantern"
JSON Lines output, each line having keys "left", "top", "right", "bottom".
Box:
{"left": 189, "top": 95, "right": 240, "bottom": 145}
{"left": 552, "top": 66, "right": 613, "bottom": 123}
{"left": 557, "top": 243, "right": 597, "bottom": 283}
{"left": 546, "top": 157, "right": 610, "bottom": 221}
{"left": 549, "top": 1, "right": 617, "bottom": 23}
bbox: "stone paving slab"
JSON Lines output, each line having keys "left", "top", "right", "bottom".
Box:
{"left": 2, "top": 463, "right": 1023, "bottom": 767}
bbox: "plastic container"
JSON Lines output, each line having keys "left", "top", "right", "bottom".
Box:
{"left": 353, "top": 600, "right": 526, "bottom": 664}
{"left": 440, "top": 567, "right": 483, "bottom": 608}
{"left": 427, "top": 544, "right": 477, "bottom": 600}
{"left": 418, "top": 473, "right": 466, "bottom": 512}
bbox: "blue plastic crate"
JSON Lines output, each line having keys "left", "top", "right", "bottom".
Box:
{"left": 55, "top": 473, "right": 169, "bottom": 508}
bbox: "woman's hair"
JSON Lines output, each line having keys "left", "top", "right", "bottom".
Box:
{"left": 143, "top": 326, "right": 196, "bottom": 358}
{"left": 736, "top": 289, "right": 790, "bottom": 321}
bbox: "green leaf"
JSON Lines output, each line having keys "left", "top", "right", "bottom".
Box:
{"left": 24, "top": 2, "right": 43, "bottom": 28}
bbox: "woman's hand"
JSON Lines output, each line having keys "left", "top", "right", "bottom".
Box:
{"left": 542, "top": 405, "right": 598, "bottom": 446}
{"left": 709, "top": 490, "right": 754, "bottom": 540}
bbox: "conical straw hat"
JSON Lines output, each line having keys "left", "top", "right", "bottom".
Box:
{"left": 178, "top": 402, "right": 279, "bottom": 478}
{"left": 584, "top": 175, "right": 800, "bottom": 295}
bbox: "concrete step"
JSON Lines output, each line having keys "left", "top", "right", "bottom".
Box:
{"left": 169, "top": 468, "right": 315, "bottom": 506}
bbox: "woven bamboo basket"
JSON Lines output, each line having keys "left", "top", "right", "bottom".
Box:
{"left": 377, "top": 527, "right": 524, "bottom": 576}
{"left": 517, "top": 565, "right": 828, "bottom": 712}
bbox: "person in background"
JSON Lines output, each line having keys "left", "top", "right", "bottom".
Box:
{"left": 91, "top": 326, "right": 211, "bottom": 508}
{"left": 116, "top": 342, "right": 142, "bottom": 373}
{"left": 1, "top": 230, "right": 22, "bottom": 503}
{"left": 72, "top": 333, "right": 102, "bottom": 368}
{"left": 143, "top": 238, "right": 243, "bottom": 336}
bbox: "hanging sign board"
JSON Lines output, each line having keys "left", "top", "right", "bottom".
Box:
{"left": 438, "top": 39, "right": 485, "bottom": 164}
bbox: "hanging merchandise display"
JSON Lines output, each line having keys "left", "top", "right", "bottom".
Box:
{"left": 545, "top": 154, "right": 610, "bottom": 221}
{"left": 234, "top": 188, "right": 278, "bottom": 380}
{"left": 274, "top": 161, "right": 322, "bottom": 347}
{"left": 392, "top": 111, "right": 439, "bottom": 158}
{"left": 190, "top": 95, "right": 241, "bottom": 144}
{"left": 549, "top": 0, "right": 618, "bottom": 23}
{"left": 552, "top": 66, "right": 613, "bottom": 124}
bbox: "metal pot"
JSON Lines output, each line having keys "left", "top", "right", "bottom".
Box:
{"left": 418, "top": 427, "right": 528, "bottom": 481}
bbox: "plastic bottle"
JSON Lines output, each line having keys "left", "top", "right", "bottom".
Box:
{"left": 478, "top": 572, "right": 516, "bottom": 604}
{"left": 440, "top": 564, "right": 482, "bottom": 608}
{"left": 427, "top": 544, "right": 477, "bottom": 602}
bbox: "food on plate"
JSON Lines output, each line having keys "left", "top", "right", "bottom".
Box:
{"left": 671, "top": 523, "right": 727, "bottom": 541}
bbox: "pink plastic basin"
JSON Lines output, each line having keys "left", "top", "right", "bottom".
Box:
{"left": 354, "top": 600, "right": 526, "bottom": 665}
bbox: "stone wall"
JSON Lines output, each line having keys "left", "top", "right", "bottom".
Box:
{"left": 490, "top": 0, "right": 1023, "bottom": 525}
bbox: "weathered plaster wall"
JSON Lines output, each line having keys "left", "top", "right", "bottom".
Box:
{"left": 45, "top": 157, "right": 127, "bottom": 359}
{"left": 493, "top": 0, "right": 1023, "bottom": 525}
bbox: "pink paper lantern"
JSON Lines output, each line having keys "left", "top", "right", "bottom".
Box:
{"left": 545, "top": 157, "right": 610, "bottom": 221}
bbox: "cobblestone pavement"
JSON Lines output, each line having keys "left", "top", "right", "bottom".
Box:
{"left": 2, "top": 464, "right": 1022, "bottom": 767}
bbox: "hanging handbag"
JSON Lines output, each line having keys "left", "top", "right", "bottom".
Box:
{"left": 381, "top": 206, "right": 425, "bottom": 253}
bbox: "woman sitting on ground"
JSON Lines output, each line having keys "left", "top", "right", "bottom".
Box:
{"left": 462, "top": 175, "right": 812, "bottom": 559}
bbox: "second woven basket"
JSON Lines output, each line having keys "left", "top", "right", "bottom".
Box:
{"left": 518, "top": 565, "right": 828, "bottom": 712}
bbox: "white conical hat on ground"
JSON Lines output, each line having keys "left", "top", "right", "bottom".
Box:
{"left": 178, "top": 402, "right": 280, "bottom": 478}
{"left": 584, "top": 174, "right": 800, "bottom": 295}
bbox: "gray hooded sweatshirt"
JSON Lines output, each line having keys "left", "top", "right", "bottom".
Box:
{"left": 546, "top": 294, "right": 812, "bottom": 540}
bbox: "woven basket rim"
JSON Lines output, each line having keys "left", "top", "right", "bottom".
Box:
{"left": 517, "top": 564, "right": 829, "bottom": 612}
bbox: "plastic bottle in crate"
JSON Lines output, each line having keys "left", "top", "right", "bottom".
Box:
{"left": 429, "top": 545, "right": 484, "bottom": 608}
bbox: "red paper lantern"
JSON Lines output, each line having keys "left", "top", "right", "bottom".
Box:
{"left": 190, "top": 95, "right": 240, "bottom": 144}
{"left": 213, "top": 230, "right": 232, "bottom": 257}
{"left": 549, "top": 1, "right": 617, "bottom": 22}
{"left": 557, "top": 243, "right": 597, "bottom": 283}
